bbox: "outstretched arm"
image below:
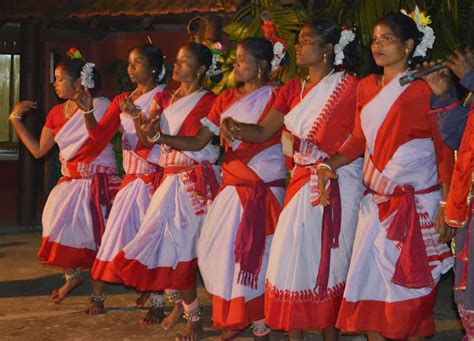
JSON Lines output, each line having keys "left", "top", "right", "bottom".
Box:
{"left": 9, "top": 101, "right": 56, "bottom": 159}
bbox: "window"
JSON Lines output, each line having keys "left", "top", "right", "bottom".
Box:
{"left": 0, "top": 53, "right": 20, "bottom": 145}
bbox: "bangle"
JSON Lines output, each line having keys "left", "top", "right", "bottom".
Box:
{"left": 316, "top": 162, "right": 333, "bottom": 172}
{"left": 439, "top": 200, "right": 447, "bottom": 207}
{"left": 83, "top": 107, "right": 94, "bottom": 115}
{"left": 147, "top": 130, "right": 161, "bottom": 143}
{"left": 131, "top": 105, "right": 142, "bottom": 118}
{"left": 9, "top": 113, "right": 22, "bottom": 120}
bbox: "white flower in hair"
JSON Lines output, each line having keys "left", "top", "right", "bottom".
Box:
{"left": 206, "top": 53, "right": 222, "bottom": 77}
{"left": 271, "top": 42, "right": 285, "bottom": 71}
{"left": 158, "top": 64, "right": 166, "bottom": 82}
{"left": 413, "top": 25, "right": 435, "bottom": 58}
{"left": 80, "top": 62, "right": 95, "bottom": 89}
{"left": 401, "top": 6, "right": 435, "bottom": 58}
{"left": 334, "top": 29, "right": 355, "bottom": 66}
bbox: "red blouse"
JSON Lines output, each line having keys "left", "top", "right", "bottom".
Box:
{"left": 339, "top": 74, "right": 454, "bottom": 183}
{"left": 272, "top": 76, "right": 358, "bottom": 157}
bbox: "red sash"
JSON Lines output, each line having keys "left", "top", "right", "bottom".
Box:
{"left": 120, "top": 168, "right": 164, "bottom": 194}
{"left": 367, "top": 184, "right": 439, "bottom": 288}
{"left": 284, "top": 164, "right": 342, "bottom": 298}
{"left": 221, "top": 137, "right": 284, "bottom": 289}
{"left": 57, "top": 165, "right": 119, "bottom": 248}
{"left": 164, "top": 161, "right": 219, "bottom": 203}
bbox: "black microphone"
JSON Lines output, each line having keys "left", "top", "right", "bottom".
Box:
{"left": 399, "top": 63, "right": 447, "bottom": 86}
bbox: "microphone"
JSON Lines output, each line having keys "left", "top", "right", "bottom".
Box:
{"left": 399, "top": 63, "right": 447, "bottom": 86}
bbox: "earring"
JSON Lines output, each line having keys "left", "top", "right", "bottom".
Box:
{"left": 405, "top": 48, "right": 409, "bottom": 55}
{"left": 152, "top": 69, "right": 156, "bottom": 74}
{"left": 323, "top": 53, "right": 327, "bottom": 63}
{"left": 257, "top": 68, "right": 262, "bottom": 80}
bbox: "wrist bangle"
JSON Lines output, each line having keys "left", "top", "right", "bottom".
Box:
{"left": 83, "top": 107, "right": 94, "bottom": 115}
{"left": 131, "top": 105, "right": 142, "bottom": 118}
{"left": 147, "top": 130, "right": 161, "bottom": 143}
{"left": 439, "top": 200, "right": 447, "bottom": 207}
{"left": 9, "top": 113, "right": 22, "bottom": 120}
{"left": 316, "top": 162, "right": 333, "bottom": 172}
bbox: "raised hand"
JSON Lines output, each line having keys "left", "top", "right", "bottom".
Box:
{"left": 446, "top": 47, "right": 474, "bottom": 80}
{"left": 72, "top": 87, "right": 93, "bottom": 112}
{"left": 120, "top": 98, "right": 141, "bottom": 117}
{"left": 142, "top": 116, "right": 161, "bottom": 139}
{"left": 420, "top": 60, "right": 452, "bottom": 99}
{"left": 11, "top": 100, "right": 37, "bottom": 117}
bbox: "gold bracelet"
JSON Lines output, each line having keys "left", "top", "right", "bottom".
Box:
{"left": 9, "top": 113, "right": 22, "bottom": 120}
{"left": 147, "top": 130, "right": 161, "bottom": 143}
{"left": 316, "top": 162, "right": 333, "bottom": 172}
{"left": 83, "top": 107, "right": 94, "bottom": 115}
{"left": 439, "top": 200, "right": 447, "bottom": 207}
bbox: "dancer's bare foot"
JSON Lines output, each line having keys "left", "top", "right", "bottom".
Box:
{"left": 85, "top": 301, "right": 105, "bottom": 315}
{"left": 175, "top": 320, "right": 203, "bottom": 341}
{"left": 51, "top": 273, "right": 84, "bottom": 304}
{"left": 161, "top": 303, "right": 184, "bottom": 330}
{"left": 140, "top": 307, "right": 165, "bottom": 325}
{"left": 135, "top": 292, "right": 151, "bottom": 308}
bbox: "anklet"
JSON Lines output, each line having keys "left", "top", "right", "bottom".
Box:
{"left": 89, "top": 292, "right": 106, "bottom": 303}
{"left": 182, "top": 305, "right": 202, "bottom": 322}
{"left": 64, "top": 268, "right": 81, "bottom": 283}
{"left": 165, "top": 291, "right": 182, "bottom": 304}
{"left": 150, "top": 292, "right": 164, "bottom": 308}
{"left": 251, "top": 322, "right": 271, "bottom": 337}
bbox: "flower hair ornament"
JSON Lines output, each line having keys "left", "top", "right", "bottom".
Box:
{"left": 80, "top": 62, "right": 96, "bottom": 89}
{"left": 67, "top": 47, "right": 84, "bottom": 60}
{"left": 206, "top": 42, "right": 224, "bottom": 77}
{"left": 401, "top": 6, "right": 435, "bottom": 59}
{"left": 334, "top": 26, "right": 355, "bottom": 66}
{"left": 157, "top": 64, "right": 166, "bottom": 82}
{"left": 67, "top": 48, "right": 95, "bottom": 89}
{"left": 260, "top": 20, "right": 286, "bottom": 71}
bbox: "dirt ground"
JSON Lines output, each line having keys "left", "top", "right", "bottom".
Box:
{"left": 0, "top": 231, "right": 465, "bottom": 340}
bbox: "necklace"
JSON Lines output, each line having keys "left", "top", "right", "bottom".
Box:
{"left": 170, "top": 86, "right": 203, "bottom": 105}
{"left": 64, "top": 100, "right": 72, "bottom": 119}
{"left": 127, "top": 87, "right": 139, "bottom": 100}
{"left": 380, "top": 69, "right": 410, "bottom": 87}
{"left": 300, "top": 69, "right": 335, "bottom": 101}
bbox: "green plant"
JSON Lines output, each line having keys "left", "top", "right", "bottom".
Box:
{"left": 310, "top": 0, "right": 473, "bottom": 75}
{"left": 222, "top": 0, "right": 308, "bottom": 83}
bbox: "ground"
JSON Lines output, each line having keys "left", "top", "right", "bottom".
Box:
{"left": 0, "top": 230, "right": 465, "bottom": 340}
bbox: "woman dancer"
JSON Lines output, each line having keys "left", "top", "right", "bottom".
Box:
{"left": 223, "top": 20, "right": 362, "bottom": 341}
{"left": 318, "top": 12, "right": 455, "bottom": 340}
{"left": 146, "top": 37, "right": 287, "bottom": 339}
{"left": 73, "top": 44, "right": 167, "bottom": 314}
{"left": 9, "top": 52, "right": 121, "bottom": 312}
{"left": 111, "top": 42, "right": 219, "bottom": 340}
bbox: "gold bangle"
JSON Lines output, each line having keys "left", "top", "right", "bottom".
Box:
{"left": 9, "top": 113, "right": 22, "bottom": 120}
{"left": 83, "top": 107, "right": 94, "bottom": 115}
{"left": 316, "top": 162, "right": 333, "bottom": 172}
{"left": 439, "top": 200, "right": 447, "bottom": 207}
{"left": 147, "top": 130, "right": 161, "bottom": 143}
